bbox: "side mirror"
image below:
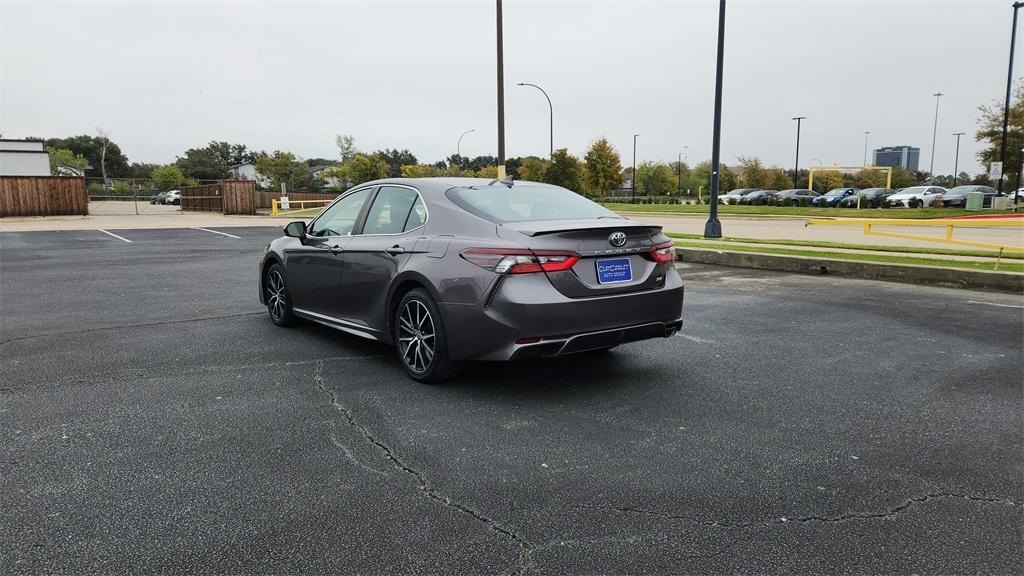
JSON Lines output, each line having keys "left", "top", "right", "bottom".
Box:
{"left": 284, "top": 221, "right": 306, "bottom": 238}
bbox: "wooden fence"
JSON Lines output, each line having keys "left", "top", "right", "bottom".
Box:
{"left": 181, "top": 180, "right": 256, "bottom": 215}
{"left": 255, "top": 190, "right": 339, "bottom": 209}
{"left": 0, "top": 176, "right": 87, "bottom": 217}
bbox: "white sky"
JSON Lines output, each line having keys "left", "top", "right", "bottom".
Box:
{"left": 1, "top": 0, "right": 1020, "bottom": 175}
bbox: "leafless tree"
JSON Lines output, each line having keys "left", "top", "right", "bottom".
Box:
{"left": 96, "top": 127, "right": 110, "bottom": 183}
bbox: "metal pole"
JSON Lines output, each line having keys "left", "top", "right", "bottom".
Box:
{"left": 863, "top": 130, "right": 870, "bottom": 166}
{"left": 457, "top": 129, "right": 475, "bottom": 158}
{"left": 929, "top": 92, "right": 943, "bottom": 178}
{"left": 952, "top": 132, "right": 964, "bottom": 187}
{"left": 496, "top": 0, "right": 506, "bottom": 178}
{"left": 1014, "top": 147, "right": 1023, "bottom": 207}
{"left": 632, "top": 133, "right": 638, "bottom": 199}
{"left": 792, "top": 117, "right": 805, "bottom": 189}
{"left": 677, "top": 152, "right": 683, "bottom": 196}
{"left": 999, "top": 3, "right": 1022, "bottom": 194}
{"left": 704, "top": 0, "right": 726, "bottom": 238}
{"left": 517, "top": 83, "right": 553, "bottom": 157}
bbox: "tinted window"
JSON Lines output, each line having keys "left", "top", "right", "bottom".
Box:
{"left": 404, "top": 196, "right": 427, "bottom": 231}
{"left": 362, "top": 186, "right": 420, "bottom": 235}
{"left": 308, "top": 188, "right": 372, "bottom": 237}
{"left": 447, "top": 184, "right": 619, "bottom": 223}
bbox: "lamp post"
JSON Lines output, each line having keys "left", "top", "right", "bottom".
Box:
{"left": 952, "top": 132, "right": 964, "bottom": 187}
{"left": 704, "top": 0, "right": 726, "bottom": 239}
{"left": 632, "top": 133, "right": 639, "bottom": 199}
{"left": 677, "top": 152, "right": 684, "bottom": 196}
{"left": 792, "top": 116, "right": 806, "bottom": 189}
{"left": 1015, "top": 147, "right": 1023, "bottom": 208}
{"left": 457, "top": 129, "right": 475, "bottom": 158}
{"left": 929, "top": 92, "right": 943, "bottom": 179}
{"left": 863, "top": 130, "right": 870, "bottom": 166}
{"left": 998, "top": 2, "right": 1023, "bottom": 194}
{"left": 517, "top": 83, "right": 553, "bottom": 157}
{"left": 496, "top": 0, "right": 506, "bottom": 178}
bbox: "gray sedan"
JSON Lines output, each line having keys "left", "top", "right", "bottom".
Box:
{"left": 259, "top": 177, "right": 684, "bottom": 382}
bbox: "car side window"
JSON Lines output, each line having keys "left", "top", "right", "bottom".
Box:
{"left": 403, "top": 196, "right": 427, "bottom": 232}
{"left": 308, "top": 188, "right": 372, "bottom": 237}
{"left": 362, "top": 186, "right": 420, "bottom": 235}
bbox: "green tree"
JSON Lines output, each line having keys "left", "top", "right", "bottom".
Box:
{"left": 737, "top": 156, "right": 774, "bottom": 189}
{"left": 44, "top": 134, "right": 130, "bottom": 178}
{"left": 45, "top": 146, "right": 89, "bottom": 176}
{"left": 543, "top": 148, "right": 585, "bottom": 192}
{"left": 335, "top": 134, "right": 358, "bottom": 162}
{"left": 769, "top": 168, "right": 792, "bottom": 190}
{"left": 373, "top": 148, "right": 418, "bottom": 178}
{"left": 583, "top": 138, "right": 625, "bottom": 198}
{"left": 890, "top": 167, "right": 921, "bottom": 189}
{"left": 688, "top": 161, "right": 736, "bottom": 198}
{"left": 516, "top": 156, "right": 550, "bottom": 181}
{"left": 255, "top": 151, "right": 311, "bottom": 191}
{"left": 176, "top": 146, "right": 230, "bottom": 181}
{"left": 151, "top": 165, "right": 186, "bottom": 191}
{"left": 203, "top": 141, "right": 258, "bottom": 165}
{"left": 329, "top": 153, "right": 389, "bottom": 186}
{"left": 400, "top": 164, "right": 446, "bottom": 178}
{"left": 127, "top": 162, "right": 159, "bottom": 179}
{"left": 975, "top": 83, "right": 1024, "bottom": 189}
{"left": 635, "top": 161, "right": 676, "bottom": 195}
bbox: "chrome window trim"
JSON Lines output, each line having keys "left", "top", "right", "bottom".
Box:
{"left": 306, "top": 186, "right": 377, "bottom": 240}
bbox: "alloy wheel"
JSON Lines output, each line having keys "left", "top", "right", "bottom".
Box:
{"left": 398, "top": 299, "right": 435, "bottom": 373}
{"left": 267, "top": 270, "right": 286, "bottom": 321}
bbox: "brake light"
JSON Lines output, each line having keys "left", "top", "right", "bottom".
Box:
{"left": 461, "top": 248, "right": 579, "bottom": 274}
{"left": 645, "top": 241, "right": 675, "bottom": 263}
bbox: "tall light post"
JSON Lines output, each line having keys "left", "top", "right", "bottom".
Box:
{"left": 792, "top": 116, "right": 806, "bottom": 189}
{"left": 952, "top": 132, "right": 965, "bottom": 187}
{"left": 496, "top": 0, "right": 506, "bottom": 178}
{"left": 704, "top": 0, "right": 726, "bottom": 239}
{"left": 929, "top": 92, "right": 943, "bottom": 179}
{"left": 457, "top": 129, "right": 476, "bottom": 158}
{"left": 998, "top": 2, "right": 1023, "bottom": 195}
{"left": 632, "top": 133, "right": 639, "bottom": 199}
{"left": 863, "top": 130, "right": 870, "bottom": 166}
{"left": 517, "top": 83, "right": 553, "bottom": 157}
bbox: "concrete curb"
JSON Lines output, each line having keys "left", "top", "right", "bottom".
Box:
{"left": 676, "top": 247, "right": 1024, "bottom": 294}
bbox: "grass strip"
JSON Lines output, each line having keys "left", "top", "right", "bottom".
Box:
{"left": 605, "top": 203, "right": 1017, "bottom": 219}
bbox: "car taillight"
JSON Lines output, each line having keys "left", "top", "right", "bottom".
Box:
{"left": 644, "top": 241, "right": 675, "bottom": 263}
{"left": 461, "top": 248, "right": 579, "bottom": 274}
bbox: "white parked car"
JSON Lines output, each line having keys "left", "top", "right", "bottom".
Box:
{"left": 886, "top": 186, "right": 946, "bottom": 208}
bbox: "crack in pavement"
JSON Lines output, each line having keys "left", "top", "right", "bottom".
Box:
{"left": 313, "top": 360, "right": 533, "bottom": 576}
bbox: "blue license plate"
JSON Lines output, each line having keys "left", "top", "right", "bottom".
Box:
{"left": 596, "top": 257, "right": 633, "bottom": 284}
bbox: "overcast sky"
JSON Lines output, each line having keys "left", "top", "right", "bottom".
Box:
{"left": 1, "top": 0, "right": 1020, "bottom": 175}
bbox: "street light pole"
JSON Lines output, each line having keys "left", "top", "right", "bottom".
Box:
{"left": 998, "top": 2, "right": 1023, "bottom": 194}
{"left": 517, "top": 83, "right": 553, "bottom": 157}
{"left": 929, "top": 92, "right": 943, "bottom": 179}
{"left": 496, "top": 0, "right": 506, "bottom": 178}
{"left": 863, "top": 130, "right": 870, "bottom": 166}
{"left": 953, "top": 132, "right": 965, "bottom": 187}
{"left": 677, "top": 152, "right": 684, "bottom": 196}
{"left": 631, "top": 134, "right": 639, "bottom": 200}
{"left": 792, "top": 116, "right": 806, "bottom": 189}
{"left": 704, "top": 0, "right": 726, "bottom": 239}
{"left": 457, "top": 129, "right": 476, "bottom": 158}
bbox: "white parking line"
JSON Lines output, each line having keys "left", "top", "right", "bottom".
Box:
{"left": 97, "top": 229, "right": 132, "bottom": 243}
{"left": 966, "top": 300, "right": 1024, "bottom": 309}
{"left": 193, "top": 227, "right": 242, "bottom": 239}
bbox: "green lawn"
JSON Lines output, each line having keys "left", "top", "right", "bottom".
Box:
{"left": 604, "top": 203, "right": 1017, "bottom": 219}
{"left": 666, "top": 233, "right": 1024, "bottom": 260}
{"left": 673, "top": 240, "right": 1024, "bottom": 273}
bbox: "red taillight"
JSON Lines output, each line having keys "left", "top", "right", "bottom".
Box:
{"left": 461, "top": 248, "right": 579, "bottom": 274}
{"left": 645, "top": 241, "right": 675, "bottom": 263}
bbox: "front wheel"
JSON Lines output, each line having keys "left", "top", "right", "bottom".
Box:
{"left": 395, "top": 289, "right": 462, "bottom": 383}
{"left": 265, "top": 264, "right": 296, "bottom": 326}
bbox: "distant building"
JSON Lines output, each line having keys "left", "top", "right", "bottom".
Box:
{"left": 872, "top": 146, "right": 919, "bottom": 171}
{"left": 229, "top": 162, "right": 270, "bottom": 188}
{"left": 309, "top": 164, "right": 343, "bottom": 189}
{"left": 0, "top": 139, "right": 50, "bottom": 176}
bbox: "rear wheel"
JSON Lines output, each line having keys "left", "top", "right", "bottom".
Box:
{"left": 265, "top": 264, "right": 296, "bottom": 326}
{"left": 395, "top": 289, "right": 462, "bottom": 383}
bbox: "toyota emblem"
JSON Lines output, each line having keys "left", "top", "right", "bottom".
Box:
{"left": 609, "top": 232, "right": 627, "bottom": 247}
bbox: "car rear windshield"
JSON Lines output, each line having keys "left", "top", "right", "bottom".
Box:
{"left": 446, "top": 184, "right": 620, "bottom": 223}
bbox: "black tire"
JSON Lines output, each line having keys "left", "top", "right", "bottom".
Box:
{"left": 394, "top": 288, "right": 462, "bottom": 383}
{"left": 265, "top": 263, "right": 296, "bottom": 326}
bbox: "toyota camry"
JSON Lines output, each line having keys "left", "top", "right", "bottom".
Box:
{"left": 259, "top": 177, "right": 684, "bottom": 382}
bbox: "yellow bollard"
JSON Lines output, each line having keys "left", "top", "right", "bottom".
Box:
{"left": 272, "top": 198, "right": 278, "bottom": 217}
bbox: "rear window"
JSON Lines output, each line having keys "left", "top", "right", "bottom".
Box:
{"left": 446, "top": 184, "right": 619, "bottom": 223}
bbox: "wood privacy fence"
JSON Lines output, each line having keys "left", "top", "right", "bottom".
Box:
{"left": 181, "top": 181, "right": 256, "bottom": 215}
{"left": 0, "top": 176, "right": 87, "bottom": 217}
{"left": 255, "top": 190, "right": 339, "bottom": 209}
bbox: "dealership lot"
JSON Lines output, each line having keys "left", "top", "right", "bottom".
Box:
{"left": 1, "top": 226, "right": 1021, "bottom": 574}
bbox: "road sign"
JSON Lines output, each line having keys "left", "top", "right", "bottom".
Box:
{"left": 990, "top": 161, "right": 1003, "bottom": 179}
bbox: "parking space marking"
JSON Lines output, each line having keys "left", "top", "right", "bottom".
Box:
{"left": 966, "top": 300, "right": 1024, "bottom": 309}
{"left": 194, "top": 227, "right": 242, "bottom": 239}
{"left": 97, "top": 229, "right": 132, "bottom": 243}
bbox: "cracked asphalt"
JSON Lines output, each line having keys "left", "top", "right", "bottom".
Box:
{"left": 1, "top": 225, "right": 1021, "bottom": 575}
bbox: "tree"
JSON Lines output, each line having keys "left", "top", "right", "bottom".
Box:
{"left": 127, "top": 162, "right": 159, "bottom": 179}
{"left": 335, "top": 134, "right": 358, "bottom": 162}
{"left": 736, "top": 156, "right": 775, "bottom": 189}
{"left": 975, "top": 83, "right": 1024, "bottom": 189}
{"left": 176, "top": 146, "right": 230, "bottom": 181}
{"left": 516, "top": 156, "right": 549, "bottom": 181}
{"left": 688, "top": 161, "right": 736, "bottom": 197}
{"left": 543, "top": 148, "right": 585, "bottom": 192}
{"left": 151, "top": 165, "right": 186, "bottom": 191}
{"left": 255, "top": 151, "right": 311, "bottom": 191}
{"left": 812, "top": 170, "right": 845, "bottom": 192}
{"left": 204, "top": 141, "right": 258, "bottom": 165}
{"left": 584, "top": 138, "right": 624, "bottom": 198}
{"left": 96, "top": 128, "right": 111, "bottom": 182}
{"left": 769, "top": 168, "right": 792, "bottom": 190}
{"left": 45, "top": 147, "right": 89, "bottom": 176}
{"left": 373, "top": 148, "right": 418, "bottom": 178}
{"left": 890, "top": 167, "right": 921, "bottom": 189}
{"left": 400, "top": 164, "right": 446, "bottom": 178}
{"left": 328, "top": 153, "right": 389, "bottom": 186}
{"left": 635, "top": 161, "right": 676, "bottom": 195}
{"left": 44, "top": 134, "right": 130, "bottom": 178}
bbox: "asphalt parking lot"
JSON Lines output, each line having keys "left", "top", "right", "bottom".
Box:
{"left": 1, "top": 226, "right": 1021, "bottom": 575}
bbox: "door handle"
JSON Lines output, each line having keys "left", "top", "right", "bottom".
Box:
{"left": 384, "top": 246, "right": 405, "bottom": 256}
{"left": 330, "top": 244, "right": 343, "bottom": 255}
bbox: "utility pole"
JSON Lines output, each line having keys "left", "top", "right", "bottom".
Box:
{"left": 929, "top": 92, "right": 943, "bottom": 179}
{"left": 998, "top": 2, "right": 1023, "bottom": 194}
{"left": 677, "top": 152, "right": 684, "bottom": 196}
{"left": 704, "top": 0, "right": 726, "bottom": 239}
{"left": 496, "top": 0, "right": 506, "bottom": 178}
{"left": 632, "top": 133, "right": 638, "bottom": 199}
{"left": 792, "top": 117, "right": 806, "bottom": 189}
{"left": 953, "top": 132, "right": 965, "bottom": 187}
{"left": 863, "top": 130, "right": 870, "bottom": 166}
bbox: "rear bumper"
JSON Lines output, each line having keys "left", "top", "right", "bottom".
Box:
{"left": 441, "top": 268, "right": 684, "bottom": 361}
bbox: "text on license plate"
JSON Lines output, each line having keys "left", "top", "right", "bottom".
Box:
{"left": 595, "top": 258, "right": 633, "bottom": 284}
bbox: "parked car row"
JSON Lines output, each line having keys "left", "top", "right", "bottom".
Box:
{"left": 719, "top": 184, "right": 1016, "bottom": 208}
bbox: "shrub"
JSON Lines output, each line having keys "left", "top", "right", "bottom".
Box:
{"left": 929, "top": 195, "right": 944, "bottom": 208}
{"left": 908, "top": 197, "right": 922, "bottom": 209}
{"left": 112, "top": 182, "right": 132, "bottom": 196}
{"left": 87, "top": 182, "right": 105, "bottom": 195}
{"left": 798, "top": 197, "right": 810, "bottom": 207}
{"left": 880, "top": 198, "right": 892, "bottom": 209}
